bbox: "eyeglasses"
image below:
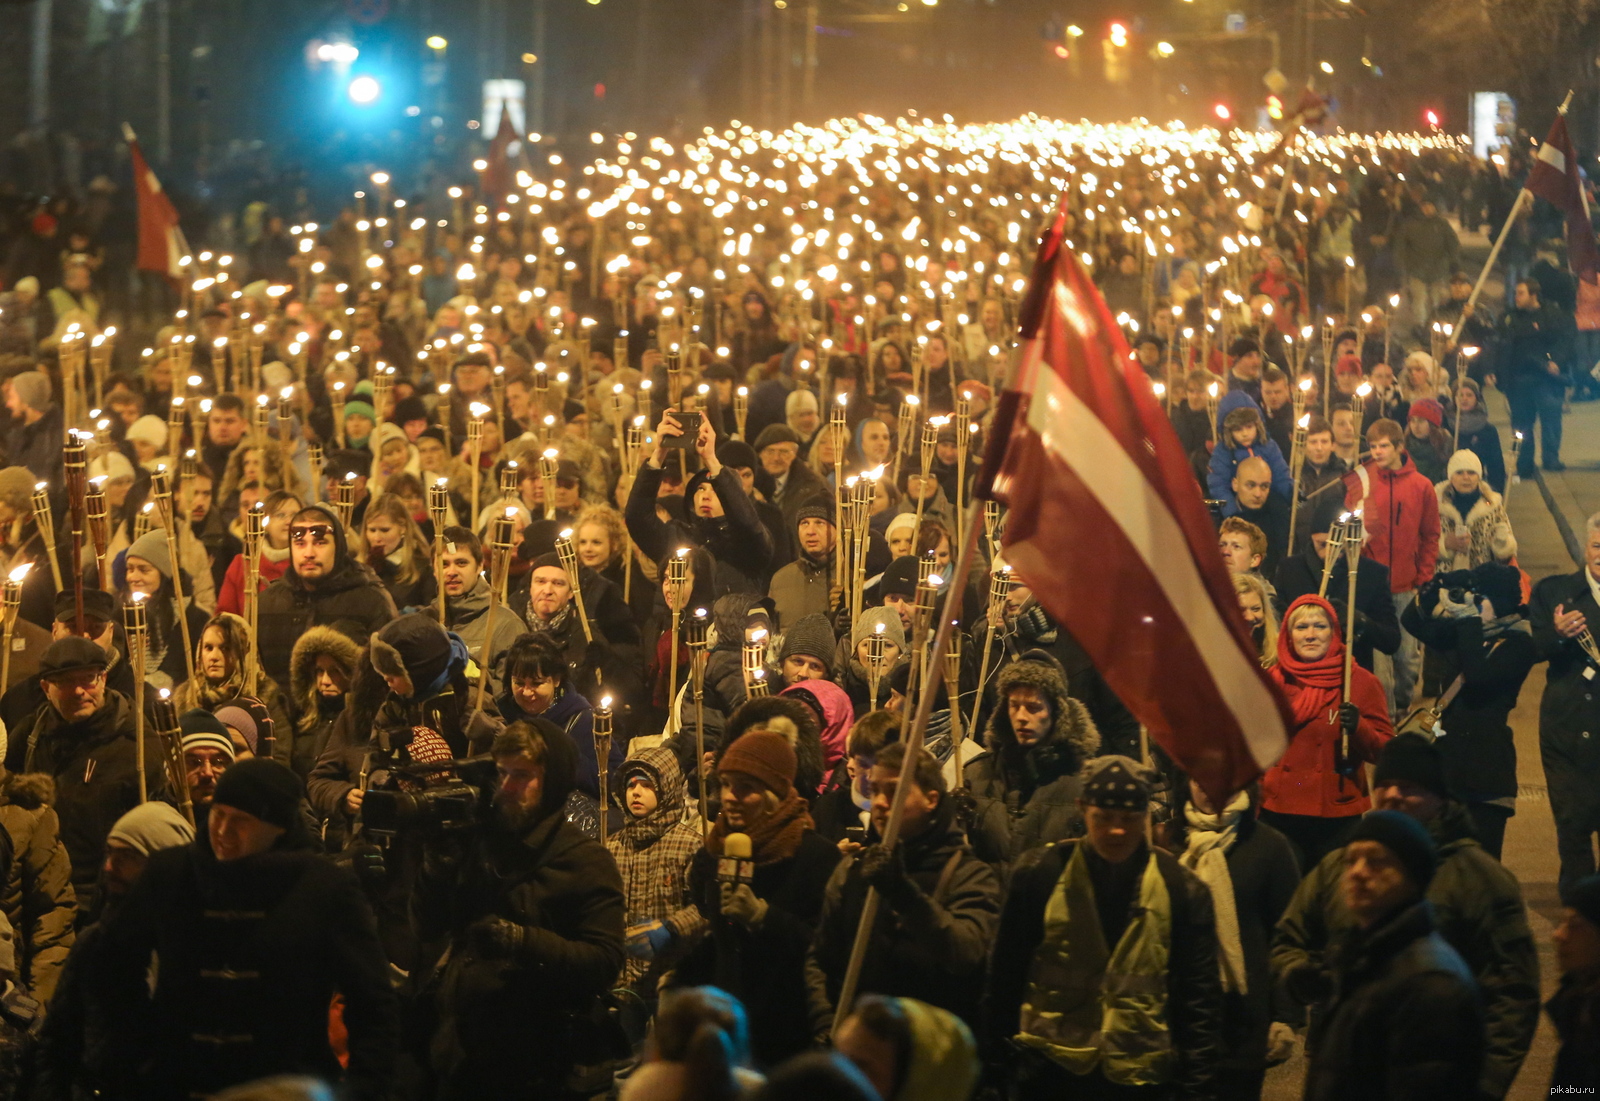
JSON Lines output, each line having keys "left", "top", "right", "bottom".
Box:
{"left": 290, "top": 525, "right": 336, "bottom": 546}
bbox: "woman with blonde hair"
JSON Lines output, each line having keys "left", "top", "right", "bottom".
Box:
{"left": 174, "top": 611, "right": 293, "bottom": 764}
{"left": 1233, "top": 572, "right": 1277, "bottom": 667}
{"left": 572, "top": 503, "right": 653, "bottom": 626}
{"left": 361, "top": 493, "right": 437, "bottom": 609}
{"left": 218, "top": 442, "right": 305, "bottom": 505}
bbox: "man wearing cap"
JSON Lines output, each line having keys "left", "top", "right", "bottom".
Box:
{"left": 768, "top": 500, "right": 841, "bottom": 630}
{"left": 987, "top": 755, "right": 1223, "bottom": 1101}
{"left": 1548, "top": 873, "right": 1600, "bottom": 1092}
{"left": 1274, "top": 734, "right": 1538, "bottom": 1100}
{"left": 34, "top": 801, "right": 192, "bottom": 1101}
{"left": 179, "top": 708, "right": 237, "bottom": 823}
{"left": 1296, "top": 810, "right": 1485, "bottom": 1100}
{"left": 754, "top": 423, "right": 827, "bottom": 522}
{"left": 3, "top": 371, "right": 62, "bottom": 485}
{"left": 1, "top": 588, "right": 136, "bottom": 739}
{"left": 91, "top": 759, "right": 399, "bottom": 1100}
{"left": 437, "top": 526, "right": 527, "bottom": 699}
{"left": 256, "top": 503, "right": 396, "bottom": 694}
{"left": 1275, "top": 494, "right": 1401, "bottom": 675}
{"left": 1226, "top": 338, "right": 1263, "bottom": 403}
{"left": 777, "top": 612, "right": 838, "bottom": 687}
{"left": 413, "top": 719, "right": 624, "bottom": 1098}
{"left": 9, "top": 636, "right": 165, "bottom": 920}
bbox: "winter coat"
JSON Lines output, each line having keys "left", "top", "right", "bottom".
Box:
{"left": 288, "top": 624, "right": 363, "bottom": 779}
{"left": 0, "top": 772, "right": 74, "bottom": 1003}
{"left": 963, "top": 657, "right": 1101, "bottom": 867}
{"left": 369, "top": 552, "right": 438, "bottom": 611}
{"left": 1546, "top": 969, "right": 1600, "bottom": 1094}
{"left": 1529, "top": 570, "right": 1600, "bottom": 769}
{"left": 604, "top": 745, "right": 708, "bottom": 987}
{"left": 625, "top": 464, "right": 775, "bottom": 595}
{"left": 1262, "top": 660, "right": 1391, "bottom": 820}
{"left": 806, "top": 811, "right": 1000, "bottom": 1028}
{"left": 768, "top": 551, "right": 834, "bottom": 631}
{"left": 1401, "top": 606, "right": 1537, "bottom": 805}
{"left": 677, "top": 830, "right": 841, "bottom": 1067}
{"left": 984, "top": 840, "right": 1223, "bottom": 1098}
{"left": 1455, "top": 410, "right": 1508, "bottom": 494}
{"left": 1498, "top": 301, "right": 1569, "bottom": 385}
{"left": 498, "top": 682, "right": 618, "bottom": 800}
{"left": 446, "top": 576, "right": 528, "bottom": 701}
{"left": 12, "top": 691, "right": 167, "bottom": 918}
{"left": 1405, "top": 427, "right": 1455, "bottom": 485}
{"left": 1273, "top": 802, "right": 1539, "bottom": 1100}
{"left": 1435, "top": 484, "right": 1516, "bottom": 573}
{"left": 1345, "top": 456, "right": 1441, "bottom": 593}
{"left": 216, "top": 543, "right": 291, "bottom": 615}
{"left": 256, "top": 505, "right": 397, "bottom": 693}
{"left": 1208, "top": 394, "right": 1295, "bottom": 516}
{"left": 1393, "top": 212, "right": 1460, "bottom": 283}
{"left": 1275, "top": 552, "right": 1401, "bottom": 673}
{"left": 1299, "top": 900, "right": 1484, "bottom": 1101}
{"left": 92, "top": 836, "right": 400, "bottom": 1101}
{"left": 6, "top": 405, "right": 63, "bottom": 486}
{"left": 412, "top": 803, "right": 626, "bottom": 1097}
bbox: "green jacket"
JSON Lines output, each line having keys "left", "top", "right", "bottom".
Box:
{"left": 1270, "top": 802, "right": 1538, "bottom": 1099}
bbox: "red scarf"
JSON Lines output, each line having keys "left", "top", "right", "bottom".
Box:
{"left": 1271, "top": 594, "right": 1347, "bottom": 726}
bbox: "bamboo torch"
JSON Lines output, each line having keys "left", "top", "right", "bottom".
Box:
{"left": 970, "top": 563, "right": 1011, "bottom": 735}
{"left": 1317, "top": 517, "right": 1348, "bottom": 599}
{"left": 86, "top": 477, "right": 111, "bottom": 593}
{"left": 307, "top": 444, "right": 324, "bottom": 503}
{"left": 555, "top": 529, "right": 594, "bottom": 643}
{"left": 0, "top": 564, "right": 29, "bottom": 691}
{"left": 953, "top": 390, "right": 971, "bottom": 545}
{"left": 167, "top": 397, "right": 185, "bottom": 465}
{"left": 149, "top": 467, "right": 197, "bottom": 690}
{"left": 333, "top": 472, "right": 357, "bottom": 529}
{"left": 893, "top": 393, "right": 919, "bottom": 484}
{"left": 866, "top": 621, "right": 888, "bottom": 709}
{"left": 687, "top": 606, "right": 711, "bottom": 830}
{"left": 124, "top": 593, "right": 149, "bottom": 802}
{"left": 539, "top": 449, "right": 560, "bottom": 522}
{"left": 666, "top": 548, "right": 689, "bottom": 709}
{"left": 468, "top": 403, "right": 489, "bottom": 520}
{"left": 429, "top": 478, "right": 449, "bottom": 622}
{"left": 1339, "top": 509, "right": 1365, "bottom": 770}
{"left": 472, "top": 510, "right": 516, "bottom": 714}
{"left": 64, "top": 434, "right": 88, "bottom": 633}
{"left": 832, "top": 394, "right": 849, "bottom": 590}
{"left": 945, "top": 637, "right": 965, "bottom": 778}
{"left": 594, "top": 695, "right": 614, "bottom": 845}
{"left": 1287, "top": 412, "right": 1309, "bottom": 557}
{"left": 331, "top": 381, "right": 347, "bottom": 449}
{"left": 243, "top": 503, "right": 265, "bottom": 697}
{"left": 437, "top": 383, "right": 453, "bottom": 455}
{"left": 152, "top": 688, "right": 194, "bottom": 826}
{"left": 743, "top": 626, "right": 770, "bottom": 698}
{"left": 1454, "top": 346, "right": 1479, "bottom": 446}
{"left": 851, "top": 469, "right": 877, "bottom": 623}
{"left": 734, "top": 386, "right": 749, "bottom": 440}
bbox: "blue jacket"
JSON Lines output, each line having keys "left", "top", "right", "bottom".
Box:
{"left": 1208, "top": 390, "right": 1294, "bottom": 514}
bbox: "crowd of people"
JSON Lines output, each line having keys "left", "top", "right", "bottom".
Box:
{"left": 0, "top": 114, "right": 1592, "bottom": 1101}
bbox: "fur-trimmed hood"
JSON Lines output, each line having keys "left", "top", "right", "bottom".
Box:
{"left": 1, "top": 771, "right": 55, "bottom": 810}
{"left": 983, "top": 653, "right": 1100, "bottom": 780}
{"left": 1436, "top": 480, "right": 1517, "bottom": 567}
{"left": 719, "top": 694, "right": 826, "bottom": 800}
{"left": 289, "top": 625, "right": 363, "bottom": 731}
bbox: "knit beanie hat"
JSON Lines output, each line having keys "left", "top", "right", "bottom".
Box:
{"left": 852, "top": 605, "right": 907, "bottom": 651}
{"left": 0, "top": 467, "right": 34, "bottom": 515}
{"left": 879, "top": 555, "right": 921, "bottom": 599}
{"left": 786, "top": 389, "right": 819, "bottom": 416}
{"left": 716, "top": 440, "right": 758, "bottom": 472}
{"left": 1347, "top": 809, "right": 1437, "bottom": 890}
{"left": 211, "top": 704, "right": 259, "bottom": 755}
{"left": 754, "top": 424, "right": 802, "bottom": 452}
{"left": 262, "top": 361, "right": 293, "bottom": 391}
{"left": 1372, "top": 733, "right": 1449, "bottom": 800}
{"left": 1410, "top": 398, "right": 1444, "bottom": 428}
{"left": 780, "top": 613, "right": 836, "bottom": 674}
{"left": 89, "top": 451, "right": 134, "bottom": 484}
{"left": 1447, "top": 449, "right": 1483, "bottom": 476}
{"left": 393, "top": 394, "right": 429, "bottom": 425}
{"left": 1565, "top": 873, "right": 1600, "bottom": 925}
{"left": 795, "top": 498, "right": 834, "bottom": 530}
{"left": 1080, "top": 755, "right": 1153, "bottom": 811}
{"left": 343, "top": 400, "right": 377, "bottom": 426}
{"left": 719, "top": 730, "right": 797, "bottom": 798}
{"left": 1335, "top": 353, "right": 1364, "bottom": 379}
{"left": 179, "top": 708, "right": 236, "bottom": 761}
{"left": 371, "top": 613, "right": 453, "bottom": 689}
{"left": 1470, "top": 561, "right": 1524, "bottom": 618}
{"left": 212, "top": 758, "right": 303, "bottom": 833}
{"left": 126, "top": 414, "right": 169, "bottom": 448}
{"left": 10, "top": 372, "right": 50, "bottom": 413}
{"left": 106, "top": 801, "right": 195, "bottom": 856}
{"left": 885, "top": 512, "right": 919, "bottom": 542}
{"left": 127, "top": 529, "right": 174, "bottom": 579}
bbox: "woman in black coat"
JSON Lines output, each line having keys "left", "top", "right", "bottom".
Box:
{"left": 1171, "top": 778, "right": 1303, "bottom": 1101}
{"left": 1400, "top": 563, "right": 1537, "bottom": 859}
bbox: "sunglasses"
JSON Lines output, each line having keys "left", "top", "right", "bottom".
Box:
{"left": 290, "top": 525, "right": 336, "bottom": 546}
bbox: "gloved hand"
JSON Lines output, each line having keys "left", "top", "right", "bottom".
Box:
{"left": 468, "top": 916, "right": 528, "bottom": 961}
{"left": 347, "top": 841, "right": 387, "bottom": 888}
{"left": 856, "top": 843, "right": 920, "bottom": 908}
{"left": 626, "top": 920, "right": 674, "bottom": 961}
{"left": 720, "top": 882, "right": 769, "bottom": 928}
{"left": 1285, "top": 963, "right": 1335, "bottom": 1005}
{"left": 465, "top": 708, "right": 505, "bottom": 753}
{"left": 1266, "top": 1022, "right": 1298, "bottom": 1065}
{"left": 947, "top": 788, "right": 980, "bottom": 833}
{"left": 1338, "top": 701, "right": 1360, "bottom": 738}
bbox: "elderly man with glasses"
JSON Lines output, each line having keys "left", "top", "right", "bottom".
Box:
{"left": 256, "top": 503, "right": 397, "bottom": 697}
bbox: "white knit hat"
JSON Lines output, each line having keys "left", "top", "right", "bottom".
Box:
{"left": 1447, "top": 449, "right": 1484, "bottom": 477}
{"left": 126, "top": 414, "right": 169, "bottom": 448}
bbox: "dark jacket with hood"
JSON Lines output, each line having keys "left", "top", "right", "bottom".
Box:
{"left": 89, "top": 826, "right": 400, "bottom": 1101}
{"left": 257, "top": 504, "right": 397, "bottom": 693}
{"left": 962, "top": 655, "right": 1101, "bottom": 867}
{"left": 0, "top": 771, "right": 74, "bottom": 1003}
{"left": 1546, "top": 966, "right": 1600, "bottom": 1094}
{"left": 412, "top": 717, "right": 627, "bottom": 1098}
{"left": 13, "top": 689, "right": 166, "bottom": 918}
{"left": 1273, "top": 801, "right": 1539, "bottom": 1099}
{"left": 1301, "top": 900, "right": 1484, "bottom": 1101}
{"left": 806, "top": 800, "right": 1000, "bottom": 1029}
{"left": 288, "top": 624, "right": 364, "bottom": 779}
{"left": 625, "top": 462, "right": 775, "bottom": 594}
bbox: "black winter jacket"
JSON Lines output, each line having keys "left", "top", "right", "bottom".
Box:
{"left": 625, "top": 464, "right": 774, "bottom": 594}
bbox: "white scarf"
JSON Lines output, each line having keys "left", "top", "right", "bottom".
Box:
{"left": 1181, "top": 791, "right": 1251, "bottom": 994}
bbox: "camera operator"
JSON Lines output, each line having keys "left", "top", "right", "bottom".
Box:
{"left": 368, "top": 612, "right": 501, "bottom": 759}
{"left": 411, "top": 718, "right": 626, "bottom": 1101}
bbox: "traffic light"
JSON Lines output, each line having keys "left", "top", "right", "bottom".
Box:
{"left": 1266, "top": 94, "right": 1284, "bottom": 120}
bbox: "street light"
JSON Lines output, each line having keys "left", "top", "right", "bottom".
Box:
{"left": 348, "top": 75, "right": 381, "bottom": 104}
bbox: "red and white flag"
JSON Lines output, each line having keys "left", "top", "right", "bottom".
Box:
{"left": 979, "top": 210, "right": 1290, "bottom": 800}
{"left": 1526, "top": 113, "right": 1600, "bottom": 284}
{"left": 124, "top": 124, "right": 189, "bottom": 283}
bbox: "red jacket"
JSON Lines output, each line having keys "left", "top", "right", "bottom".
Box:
{"left": 1262, "top": 662, "right": 1393, "bottom": 818}
{"left": 217, "top": 550, "right": 291, "bottom": 615}
{"left": 1344, "top": 455, "right": 1440, "bottom": 593}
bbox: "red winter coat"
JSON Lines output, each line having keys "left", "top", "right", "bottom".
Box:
{"left": 1344, "top": 455, "right": 1440, "bottom": 593}
{"left": 218, "top": 550, "right": 291, "bottom": 616}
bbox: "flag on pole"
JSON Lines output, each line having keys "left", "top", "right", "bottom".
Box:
{"left": 1526, "top": 112, "right": 1600, "bottom": 284}
{"left": 124, "top": 124, "right": 189, "bottom": 283}
{"left": 978, "top": 209, "right": 1290, "bottom": 801}
{"left": 479, "top": 108, "right": 523, "bottom": 210}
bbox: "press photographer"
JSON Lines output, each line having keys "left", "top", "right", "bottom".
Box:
{"left": 410, "top": 719, "right": 626, "bottom": 1101}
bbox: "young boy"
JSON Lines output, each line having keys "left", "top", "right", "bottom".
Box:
{"left": 812, "top": 710, "right": 901, "bottom": 849}
{"left": 1208, "top": 394, "right": 1294, "bottom": 514}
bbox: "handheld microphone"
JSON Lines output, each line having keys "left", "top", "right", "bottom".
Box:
{"left": 718, "top": 832, "right": 755, "bottom": 887}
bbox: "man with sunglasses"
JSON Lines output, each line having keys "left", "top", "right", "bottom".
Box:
{"left": 9, "top": 636, "right": 166, "bottom": 921}
{"left": 257, "top": 504, "right": 396, "bottom": 694}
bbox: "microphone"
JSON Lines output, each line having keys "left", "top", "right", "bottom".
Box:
{"left": 718, "top": 832, "right": 754, "bottom": 887}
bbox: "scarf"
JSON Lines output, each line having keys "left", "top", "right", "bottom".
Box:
{"left": 1181, "top": 792, "right": 1251, "bottom": 994}
{"left": 707, "top": 790, "right": 813, "bottom": 866}
{"left": 1273, "top": 594, "right": 1347, "bottom": 726}
{"left": 1482, "top": 613, "right": 1532, "bottom": 641}
{"left": 1448, "top": 487, "right": 1482, "bottom": 519}
{"left": 1456, "top": 405, "right": 1489, "bottom": 439}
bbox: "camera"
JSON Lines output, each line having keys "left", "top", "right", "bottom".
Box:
{"left": 360, "top": 757, "right": 498, "bottom": 836}
{"left": 1446, "top": 587, "right": 1475, "bottom": 606}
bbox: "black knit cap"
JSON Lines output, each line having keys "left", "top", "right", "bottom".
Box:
{"left": 391, "top": 394, "right": 428, "bottom": 425}
{"left": 1347, "top": 809, "right": 1438, "bottom": 889}
{"left": 1372, "top": 733, "right": 1450, "bottom": 801}
{"left": 716, "top": 439, "right": 758, "bottom": 471}
{"left": 879, "top": 555, "right": 920, "bottom": 599}
{"left": 1080, "top": 755, "right": 1153, "bottom": 811}
{"left": 1565, "top": 873, "right": 1600, "bottom": 924}
{"left": 212, "top": 758, "right": 304, "bottom": 833}
{"left": 795, "top": 497, "right": 834, "bottom": 529}
{"left": 371, "top": 613, "right": 453, "bottom": 689}
{"left": 563, "top": 399, "right": 587, "bottom": 423}
{"left": 1227, "top": 337, "right": 1260, "bottom": 359}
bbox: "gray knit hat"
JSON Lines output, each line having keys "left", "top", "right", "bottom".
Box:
{"left": 852, "top": 605, "right": 907, "bottom": 651}
{"left": 779, "top": 613, "right": 837, "bottom": 676}
{"left": 10, "top": 372, "right": 50, "bottom": 414}
{"left": 106, "top": 801, "right": 195, "bottom": 856}
{"left": 126, "top": 529, "right": 173, "bottom": 579}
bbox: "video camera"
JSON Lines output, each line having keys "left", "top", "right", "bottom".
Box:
{"left": 360, "top": 755, "right": 498, "bottom": 836}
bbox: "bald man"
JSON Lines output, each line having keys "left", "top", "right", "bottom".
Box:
{"left": 1231, "top": 455, "right": 1290, "bottom": 578}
